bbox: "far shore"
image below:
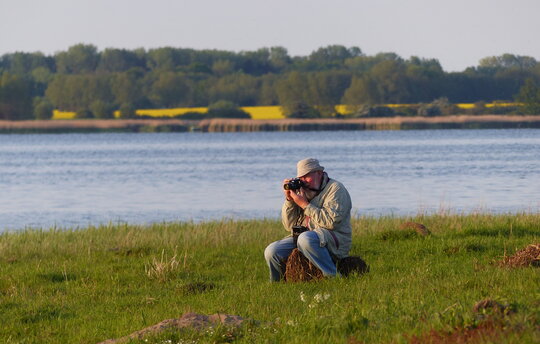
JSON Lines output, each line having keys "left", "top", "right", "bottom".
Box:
{"left": 1, "top": 114, "right": 539, "bottom": 133}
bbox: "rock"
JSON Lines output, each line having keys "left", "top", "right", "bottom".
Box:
{"left": 97, "top": 312, "right": 249, "bottom": 344}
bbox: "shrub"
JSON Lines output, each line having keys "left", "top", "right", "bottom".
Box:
{"left": 75, "top": 108, "right": 93, "bottom": 119}
{"left": 90, "top": 100, "right": 114, "bottom": 119}
{"left": 118, "top": 103, "right": 136, "bottom": 119}
{"left": 353, "top": 105, "right": 395, "bottom": 118}
{"left": 33, "top": 97, "right": 54, "bottom": 120}
{"left": 206, "top": 100, "right": 251, "bottom": 119}
{"left": 285, "top": 101, "right": 321, "bottom": 118}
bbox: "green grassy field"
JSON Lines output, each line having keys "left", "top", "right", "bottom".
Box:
{"left": 0, "top": 214, "right": 539, "bottom": 343}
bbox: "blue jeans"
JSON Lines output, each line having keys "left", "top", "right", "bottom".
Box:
{"left": 264, "top": 231, "right": 337, "bottom": 282}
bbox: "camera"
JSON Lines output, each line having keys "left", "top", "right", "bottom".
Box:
{"left": 292, "top": 225, "right": 309, "bottom": 245}
{"left": 283, "top": 178, "right": 304, "bottom": 190}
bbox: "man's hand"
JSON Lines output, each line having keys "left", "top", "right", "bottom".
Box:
{"left": 288, "top": 187, "right": 309, "bottom": 209}
{"left": 282, "top": 179, "right": 294, "bottom": 201}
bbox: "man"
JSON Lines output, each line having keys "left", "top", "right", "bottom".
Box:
{"left": 264, "top": 158, "right": 352, "bottom": 282}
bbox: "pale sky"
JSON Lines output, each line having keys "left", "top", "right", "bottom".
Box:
{"left": 1, "top": 0, "right": 539, "bottom": 72}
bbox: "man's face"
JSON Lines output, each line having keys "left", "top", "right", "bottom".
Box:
{"left": 299, "top": 170, "right": 323, "bottom": 189}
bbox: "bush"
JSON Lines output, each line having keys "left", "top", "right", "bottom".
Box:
{"left": 75, "top": 108, "right": 93, "bottom": 119}
{"left": 175, "top": 111, "right": 207, "bottom": 120}
{"left": 353, "top": 105, "right": 395, "bottom": 118}
{"left": 90, "top": 100, "right": 114, "bottom": 119}
{"left": 285, "top": 102, "right": 321, "bottom": 118}
{"left": 118, "top": 103, "right": 136, "bottom": 119}
{"left": 33, "top": 97, "right": 54, "bottom": 120}
{"left": 206, "top": 100, "right": 251, "bottom": 119}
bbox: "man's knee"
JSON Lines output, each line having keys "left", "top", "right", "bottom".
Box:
{"left": 297, "top": 231, "right": 319, "bottom": 250}
{"left": 264, "top": 242, "right": 278, "bottom": 262}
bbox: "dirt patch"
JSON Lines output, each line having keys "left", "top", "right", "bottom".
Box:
{"left": 97, "top": 312, "right": 249, "bottom": 344}
{"left": 499, "top": 243, "right": 540, "bottom": 267}
{"left": 408, "top": 319, "right": 510, "bottom": 344}
{"left": 285, "top": 249, "right": 369, "bottom": 282}
{"left": 408, "top": 299, "right": 519, "bottom": 343}
{"left": 400, "top": 222, "right": 431, "bottom": 236}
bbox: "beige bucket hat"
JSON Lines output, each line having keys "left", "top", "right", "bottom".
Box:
{"left": 296, "top": 158, "right": 324, "bottom": 178}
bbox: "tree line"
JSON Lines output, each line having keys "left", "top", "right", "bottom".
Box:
{"left": 1, "top": 44, "right": 539, "bottom": 120}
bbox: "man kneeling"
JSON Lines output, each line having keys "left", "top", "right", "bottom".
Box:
{"left": 264, "top": 158, "right": 352, "bottom": 282}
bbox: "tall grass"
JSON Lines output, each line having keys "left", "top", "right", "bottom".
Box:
{"left": 0, "top": 214, "right": 538, "bottom": 343}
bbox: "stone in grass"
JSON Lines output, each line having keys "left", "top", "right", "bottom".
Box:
{"left": 399, "top": 222, "right": 431, "bottom": 236}
{"left": 285, "top": 248, "right": 369, "bottom": 282}
{"left": 97, "top": 312, "right": 249, "bottom": 344}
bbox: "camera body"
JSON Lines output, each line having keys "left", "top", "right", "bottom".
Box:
{"left": 284, "top": 178, "right": 304, "bottom": 190}
{"left": 292, "top": 225, "right": 309, "bottom": 245}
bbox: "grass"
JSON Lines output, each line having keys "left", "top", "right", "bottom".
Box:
{"left": 0, "top": 214, "right": 539, "bottom": 343}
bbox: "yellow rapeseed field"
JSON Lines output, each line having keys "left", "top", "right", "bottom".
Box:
{"left": 51, "top": 103, "right": 520, "bottom": 120}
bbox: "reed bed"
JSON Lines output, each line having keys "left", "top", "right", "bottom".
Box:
{"left": 2, "top": 115, "right": 539, "bottom": 133}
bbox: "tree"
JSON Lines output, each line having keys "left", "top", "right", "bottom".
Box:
{"left": 90, "top": 100, "right": 114, "bottom": 119}
{"left": 33, "top": 97, "right": 54, "bottom": 119}
{"left": 0, "top": 72, "right": 33, "bottom": 120}
{"left": 341, "top": 75, "right": 381, "bottom": 111}
{"left": 45, "top": 74, "right": 113, "bottom": 111}
{"left": 111, "top": 70, "right": 147, "bottom": 107}
{"left": 307, "top": 71, "right": 351, "bottom": 116}
{"left": 308, "top": 45, "right": 363, "bottom": 69}
{"left": 276, "top": 71, "right": 312, "bottom": 116}
{"left": 55, "top": 44, "right": 99, "bottom": 74}
{"left": 207, "top": 73, "right": 259, "bottom": 106}
{"left": 97, "top": 48, "right": 146, "bottom": 73}
{"left": 148, "top": 71, "right": 191, "bottom": 107}
{"left": 515, "top": 78, "right": 540, "bottom": 114}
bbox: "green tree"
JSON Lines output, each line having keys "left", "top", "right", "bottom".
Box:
{"left": 276, "top": 71, "right": 312, "bottom": 116}
{"left": 97, "top": 48, "right": 146, "bottom": 73}
{"left": 341, "top": 75, "right": 381, "bottom": 111}
{"left": 111, "top": 70, "right": 146, "bottom": 107}
{"left": 515, "top": 78, "right": 540, "bottom": 114}
{"left": 90, "top": 100, "right": 114, "bottom": 119}
{"left": 148, "top": 71, "right": 191, "bottom": 107}
{"left": 207, "top": 73, "right": 259, "bottom": 106}
{"left": 55, "top": 44, "right": 99, "bottom": 74}
{"left": 45, "top": 74, "right": 113, "bottom": 110}
{"left": 33, "top": 97, "right": 54, "bottom": 119}
{"left": 0, "top": 72, "right": 33, "bottom": 120}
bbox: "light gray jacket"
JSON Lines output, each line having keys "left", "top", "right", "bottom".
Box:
{"left": 282, "top": 177, "right": 352, "bottom": 259}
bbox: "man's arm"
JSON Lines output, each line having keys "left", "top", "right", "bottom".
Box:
{"left": 303, "top": 183, "right": 351, "bottom": 230}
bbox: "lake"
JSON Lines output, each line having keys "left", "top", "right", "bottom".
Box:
{"left": 0, "top": 129, "right": 538, "bottom": 231}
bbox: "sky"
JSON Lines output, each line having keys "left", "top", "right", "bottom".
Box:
{"left": 1, "top": 0, "right": 539, "bottom": 72}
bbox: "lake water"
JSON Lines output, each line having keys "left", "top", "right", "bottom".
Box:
{"left": 0, "top": 129, "right": 539, "bottom": 231}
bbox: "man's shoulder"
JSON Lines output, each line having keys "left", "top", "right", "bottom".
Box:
{"left": 328, "top": 178, "right": 346, "bottom": 188}
{"left": 326, "top": 178, "right": 350, "bottom": 193}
